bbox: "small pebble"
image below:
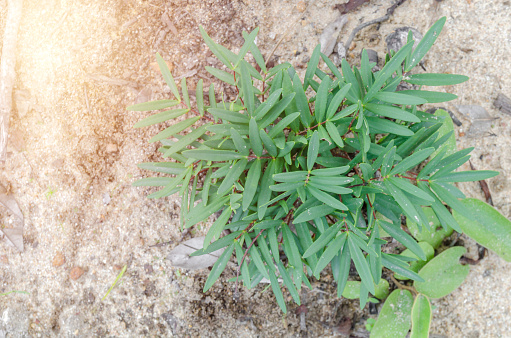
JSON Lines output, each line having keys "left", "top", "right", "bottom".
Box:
{"left": 52, "top": 252, "right": 66, "bottom": 267}
{"left": 144, "top": 264, "right": 154, "bottom": 275}
{"left": 70, "top": 267, "right": 84, "bottom": 280}
{"left": 105, "top": 143, "right": 118, "bottom": 153}
{"left": 297, "top": 1, "right": 306, "bottom": 12}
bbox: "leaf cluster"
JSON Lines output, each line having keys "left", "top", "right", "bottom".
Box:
{"left": 129, "top": 17, "right": 500, "bottom": 314}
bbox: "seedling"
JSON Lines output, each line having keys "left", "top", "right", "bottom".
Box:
{"left": 129, "top": 16, "right": 511, "bottom": 335}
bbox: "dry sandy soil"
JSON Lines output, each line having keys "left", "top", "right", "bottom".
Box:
{"left": 0, "top": 0, "right": 510, "bottom": 336}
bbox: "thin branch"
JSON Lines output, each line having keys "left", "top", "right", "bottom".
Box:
{"left": 344, "top": 0, "right": 407, "bottom": 53}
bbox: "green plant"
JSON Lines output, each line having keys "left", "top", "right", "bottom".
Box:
{"left": 129, "top": 16, "right": 511, "bottom": 334}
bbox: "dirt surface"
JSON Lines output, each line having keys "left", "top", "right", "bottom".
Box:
{"left": 1, "top": 0, "right": 510, "bottom": 336}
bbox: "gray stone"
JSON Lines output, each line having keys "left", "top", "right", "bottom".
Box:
{"left": 0, "top": 307, "right": 29, "bottom": 337}
{"left": 456, "top": 105, "right": 494, "bottom": 137}
{"left": 385, "top": 27, "right": 423, "bottom": 53}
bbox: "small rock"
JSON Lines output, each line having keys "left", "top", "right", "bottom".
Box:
{"left": 386, "top": 27, "right": 423, "bottom": 53}
{"left": 70, "top": 267, "right": 84, "bottom": 280}
{"left": 494, "top": 93, "right": 511, "bottom": 115}
{"left": 334, "top": 42, "right": 346, "bottom": 60}
{"left": 105, "top": 143, "right": 118, "bottom": 153}
{"left": 113, "top": 264, "right": 123, "bottom": 271}
{"left": 102, "top": 192, "right": 111, "bottom": 205}
{"left": 144, "top": 264, "right": 154, "bottom": 275}
{"left": 456, "top": 105, "right": 494, "bottom": 137}
{"left": 364, "top": 49, "right": 378, "bottom": 65}
{"left": 297, "top": 1, "right": 306, "bottom": 12}
{"left": 52, "top": 252, "right": 66, "bottom": 267}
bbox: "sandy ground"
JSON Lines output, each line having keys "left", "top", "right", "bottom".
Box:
{"left": 0, "top": 0, "right": 510, "bottom": 336}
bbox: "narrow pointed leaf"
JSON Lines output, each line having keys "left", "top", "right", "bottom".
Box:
{"left": 149, "top": 117, "right": 199, "bottom": 143}
{"left": 203, "top": 243, "right": 235, "bottom": 292}
{"left": 348, "top": 235, "right": 375, "bottom": 294}
{"left": 404, "top": 73, "right": 469, "bottom": 86}
{"left": 156, "top": 53, "right": 181, "bottom": 100}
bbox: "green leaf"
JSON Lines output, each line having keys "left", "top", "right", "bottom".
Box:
{"left": 268, "top": 268, "right": 287, "bottom": 313}
{"left": 217, "top": 159, "right": 248, "bottom": 195}
{"left": 398, "top": 90, "right": 458, "bottom": 103}
{"left": 429, "top": 182, "right": 474, "bottom": 219}
{"left": 243, "top": 31, "right": 266, "bottom": 73}
{"left": 365, "top": 117, "right": 414, "bottom": 137}
{"left": 341, "top": 59, "right": 361, "bottom": 100}
{"left": 311, "top": 166, "right": 349, "bottom": 176}
{"left": 434, "top": 170, "right": 499, "bottom": 183}
{"left": 453, "top": 198, "right": 511, "bottom": 262}
{"left": 326, "top": 84, "right": 352, "bottom": 120}
{"left": 163, "top": 124, "right": 209, "bottom": 157}
{"left": 273, "top": 171, "right": 308, "bottom": 182}
{"left": 258, "top": 160, "right": 275, "bottom": 219}
{"left": 383, "top": 179, "right": 421, "bottom": 225}
{"left": 303, "top": 221, "right": 342, "bottom": 258}
{"left": 230, "top": 128, "right": 249, "bottom": 156}
{"left": 260, "top": 129, "right": 277, "bottom": 157}
{"left": 414, "top": 246, "right": 469, "bottom": 298}
{"left": 133, "top": 108, "right": 188, "bottom": 128}
{"left": 325, "top": 121, "right": 344, "bottom": 147}
{"left": 364, "top": 41, "right": 414, "bottom": 103}
{"left": 404, "top": 73, "right": 469, "bottom": 86}
{"left": 389, "top": 148, "right": 435, "bottom": 176}
{"left": 203, "top": 243, "right": 235, "bottom": 292}
{"left": 330, "top": 103, "right": 357, "bottom": 121}
{"left": 293, "top": 204, "right": 335, "bottom": 223}
{"left": 234, "top": 28, "right": 259, "bottom": 67}
{"left": 205, "top": 66, "right": 235, "bottom": 85}
{"left": 304, "top": 45, "right": 321, "bottom": 89}
{"left": 276, "top": 262, "right": 300, "bottom": 304}
{"left": 307, "top": 185, "right": 347, "bottom": 211}
{"left": 204, "top": 207, "right": 232, "bottom": 249}
{"left": 249, "top": 118, "right": 263, "bottom": 157}
{"left": 410, "top": 294, "right": 432, "bottom": 338}
{"left": 146, "top": 168, "right": 190, "bottom": 199}
{"left": 348, "top": 234, "right": 375, "bottom": 294}
{"left": 293, "top": 73, "right": 311, "bottom": 126}
{"left": 314, "top": 233, "right": 347, "bottom": 277}
{"left": 315, "top": 77, "right": 332, "bottom": 122}
{"left": 149, "top": 116, "right": 199, "bottom": 143}
{"left": 137, "top": 162, "right": 186, "bottom": 175}
{"left": 388, "top": 177, "right": 433, "bottom": 202}
{"left": 370, "top": 290, "right": 413, "bottom": 338}
{"left": 378, "top": 220, "right": 426, "bottom": 260}
{"left": 341, "top": 280, "right": 361, "bottom": 299}
{"left": 181, "top": 78, "right": 190, "bottom": 108}
{"left": 156, "top": 53, "right": 181, "bottom": 101}
{"left": 240, "top": 60, "right": 255, "bottom": 115}
{"left": 374, "top": 278, "right": 390, "bottom": 300}
{"left": 208, "top": 108, "right": 249, "bottom": 124}
{"left": 405, "top": 17, "right": 446, "bottom": 71}
{"left": 242, "top": 159, "right": 261, "bottom": 210}
{"left": 320, "top": 53, "right": 343, "bottom": 80}
{"left": 182, "top": 149, "right": 243, "bottom": 161}
{"left": 196, "top": 79, "right": 204, "bottom": 115}
{"left": 132, "top": 177, "right": 173, "bottom": 187}
{"left": 128, "top": 99, "right": 180, "bottom": 112}
{"left": 406, "top": 207, "right": 453, "bottom": 249}
{"left": 381, "top": 253, "right": 424, "bottom": 282}
{"left": 307, "top": 131, "right": 319, "bottom": 171}
{"left": 365, "top": 103, "right": 420, "bottom": 123}
{"left": 268, "top": 112, "right": 300, "bottom": 138}
{"left": 337, "top": 245, "right": 351, "bottom": 297}
{"left": 199, "top": 26, "right": 232, "bottom": 69}
{"left": 185, "top": 196, "right": 230, "bottom": 228}
{"left": 394, "top": 242, "right": 435, "bottom": 280}
{"left": 373, "top": 92, "right": 427, "bottom": 105}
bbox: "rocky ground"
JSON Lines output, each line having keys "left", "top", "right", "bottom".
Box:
{"left": 0, "top": 0, "right": 510, "bottom": 336}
